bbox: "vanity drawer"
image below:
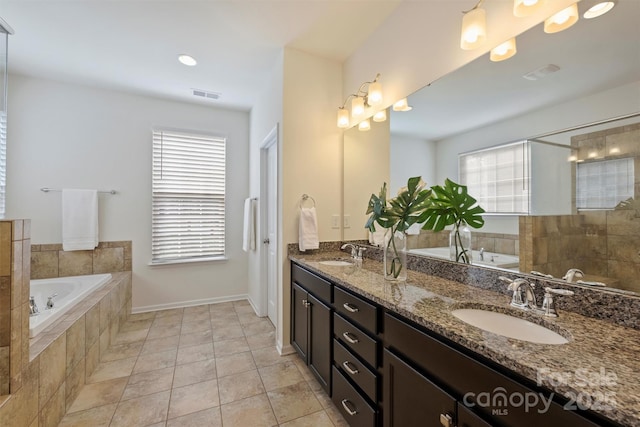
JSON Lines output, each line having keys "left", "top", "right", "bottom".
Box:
{"left": 334, "top": 313, "right": 378, "bottom": 369}
{"left": 332, "top": 366, "right": 377, "bottom": 427}
{"left": 334, "top": 339, "right": 378, "bottom": 403}
{"left": 291, "top": 263, "right": 332, "bottom": 304}
{"left": 334, "top": 286, "right": 378, "bottom": 333}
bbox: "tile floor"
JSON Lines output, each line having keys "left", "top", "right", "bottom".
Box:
{"left": 58, "top": 300, "right": 348, "bottom": 427}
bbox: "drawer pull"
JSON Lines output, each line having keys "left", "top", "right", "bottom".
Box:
{"left": 301, "top": 299, "right": 310, "bottom": 308}
{"left": 440, "top": 413, "right": 454, "bottom": 427}
{"left": 342, "top": 361, "right": 359, "bottom": 375}
{"left": 341, "top": 399, "right": 358, "bottom": 416}
{"left": 342, "top": 332, "right": 359, "bottom": 344}
{"left": 343, "top": 302, "right": 359, "bottom": 313}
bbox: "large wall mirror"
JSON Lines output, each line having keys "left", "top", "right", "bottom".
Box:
{"left": 344, "top": 0, "right": 640, "bottom": 294}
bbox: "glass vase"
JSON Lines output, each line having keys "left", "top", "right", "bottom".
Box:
{"left": 449, "top": 221, "right": 472, "bottom": 264}
{"left": 384, "top": 228, "right": 407, "bottom": 281}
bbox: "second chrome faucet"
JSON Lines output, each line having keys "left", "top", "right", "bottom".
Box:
{"left": 500, "top": 276, "right": 574, "bottom": 317}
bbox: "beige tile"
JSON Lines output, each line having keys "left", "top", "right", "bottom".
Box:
{"left": 267, "top": 381, "right": 323, "bottom": 424}
{"left": 10, "top": 241, "right": 23, "bottom": 309}
{"left": 242, "top": 319, "right": 275, "bottom": 337}
{"left": 252, "top": 346, "right": 296, "bottom": 368}
{"left": 127, "top": 311, "right": 156, "bottom": 321}
{"left": 220, "top": 394, "right": 277, "bottom": 427}
{"left": 182, "top": 310, "right": 212, "bottom": 324}
{"left": 141, "top": 334, "right": 180, "bottom": 355}
{"left": 237, "top": 312, "right": 264, "bottom": 325}
{"left": 215, "top": 351, "right": 256, "bottom": 378}
{"left": 168, "top": 379, "right": 219, "bottom": 419}
{"left": 210, "top": 316, "right": 241, "bottom": 328}
{"left": 58, "top": 250, "right": 93, "bottom": 277}
{"left": 246, "top": 330, "right": 276, "bottom": 351}
{"left": 166, "top": 407, "right": 223, "bottom": 427}
{"left": 66, "top": 317, "right": 86, "bottom": 375}
{"left": 294, "top": 358, "right": 316, "bottom": 382}
{"left": 177, "top": 342, "right": 214, "bottom": 365}
{"left": 118, "top": 318, "right": 153, "bottom": 333}
{"left": 279, "top": 410, "right": 335, "bottom": 427}
{"left": 155, "top": 307, "right": 184, "bottom": 318}
{"left": 122, "top": 366, "right": 175, "bottom": 401}
{"left": 173, "top": 358, "right": 216, "bottom": 388}
{"left": 100, "top": 341, "right": 144, "bottom": 362}
{"left": 209, "top": 301, "right": 236, "bottom": 314}
{"left": 179, "top": 329, "right": 213, "bottom": 348}
{"left": 99, "top": 297, "right": 110, "bottom": 333}
{"left": 58, "top": 403, "right": 117, "bottom": 427}
{"left": 180, "top": 319, "right": 212, "bottom": 335}
{"left": 39, "top": 334, "right": 67, "bottom": 410}
{"left": 66, "top": 358, "right": 86, "bottom": 411}
{"left": 213, "top": 337, "right": 250, "bottom": 357}
{"left": 218, "top": 369, "right": 265, "bottom": 405}
{"left": 152, "top": 314, "right": 183, "bottom": 328}
{"left": 110, "top": 390, "right": 170, "bottom": 427}
{"left": 40, "top": 383, "right": 66, "bottom": 427}
{"left": 87, "top": 356, "right": 137, "bottom": 383}
{"left": 93, "top": 247, "right": 124, "bottom": 274}
{"left": 133, "top": 348, "right": 177, "bottom": 374}
{"left": 212, "top": 324, "right": 244, "bottom": 341}
{"left": 111, "top": 328, "right": 148, "bottom": 345}
{"left": 147, "top": 323, "right": 182, "bottom": 340}
{"left": 85, "top": 304, "right": 100, "bottom": 349}
{"left": 85, "top": 340, "right": 100, "bottom": 379}
{"left": 67, "top": 377, "right": 128, "bottom": 413}
{"left": 30, "top": 250, "right": 58, "bottom": 280}
{"left": 324, "top": 402, "right": 350, "bottom": 427}
{"left": 259, "top": 361, "right": 305, "bottom": 392}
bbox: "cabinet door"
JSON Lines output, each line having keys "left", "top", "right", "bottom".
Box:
{"left": 383, "top": 349, "right": 456, "bottom": 427}
{"left": 457, "top": 404, "right": 494, "bottom": 427}
{"left": 291, "top": 283, "right": 308, "bottom": 361}
{"left": 308, "top": 292, "right": 332, "bottom": 393}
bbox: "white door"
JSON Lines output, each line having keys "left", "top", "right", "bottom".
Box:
{"left": 266, "top": 142, "right": 278, "bottom": 325}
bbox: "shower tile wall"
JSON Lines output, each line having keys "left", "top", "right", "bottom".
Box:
{"left": 407, "top": 229, "right": 519, "bottom": 256}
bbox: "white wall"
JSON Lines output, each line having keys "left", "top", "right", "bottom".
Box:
{"left": 390, "top": 134, "right": 436, "bottom": 192}
{"left": 6, "top": 74, "right": 250, "bottom": 310}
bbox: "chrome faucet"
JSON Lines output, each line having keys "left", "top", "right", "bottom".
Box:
{"left": 500, "top": 276, "right": 574, "bottom": 317}
{"left": 479, "top": 247, "right": 485, "bottom": 261}
{"left": 562, "top": 268, "right": 584, "bottom": 283}
{"left": 29, "top": 296, "right": 39, "bottom": 316}
{"left": 46, "top": 293, "right": 58, "bottom": 309}
{"left": 341, "top": 243, "right": 366, "bottom": 267}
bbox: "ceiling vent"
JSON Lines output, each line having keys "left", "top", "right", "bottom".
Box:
{"left": 192, "top": 89, "right": 221, "bottom": 100}
{"left": 522, "top": 64, "right": 561, "bottom": 81}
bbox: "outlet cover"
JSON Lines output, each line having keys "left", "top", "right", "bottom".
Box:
{"left": 331, "top": 215, "right": 340, "bottom": 229}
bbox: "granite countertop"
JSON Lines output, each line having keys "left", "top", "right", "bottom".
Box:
{"left": 290, "top": 251, "right": 640, "bottom": 427}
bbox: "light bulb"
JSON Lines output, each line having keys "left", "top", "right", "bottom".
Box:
{"left": 460, "top": 7, "right": 487, "bottom": 50}
{"left": 544, "top": 3, "right": 579, "bottom": 33}
{"left": 490, "top": 38, "right": 517, "bottom": 62}
{"left": 513, "top": 0, "right": 545, "bottom": 17}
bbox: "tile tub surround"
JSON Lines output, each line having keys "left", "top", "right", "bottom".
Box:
{"left": 406, "top": 229, "right": 519, "bottom": 256}
{"left": 290, "top": 251, "right": 640, "bottom": 426}
{"left": 0, "top": 270, "right": 132, "bottom": 427}
{"left": 31, "top": 241, "right": 132, "bottom": 280}
{"left": 57, "top": 301, "right": 348, "bottom": 427}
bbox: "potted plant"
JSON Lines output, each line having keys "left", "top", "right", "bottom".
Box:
{"left": 366, "top": 177, "right": 431, "bottom": 280}
{"left": 418, "top": 178, "right": 485, "bottom": 263}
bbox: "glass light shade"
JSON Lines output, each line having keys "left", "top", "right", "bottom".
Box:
{"left": 584, "top": 1, "right": 616, "bottom": 19}
{"left": 460, "top": 7, "right": 487, "bottom": 50}
{"left": 513, "top": 0, "right": 545, "bottom": 17}
{"left": 351, "top": 96, "right": 365, "bottom": 118}
{"left": 178, "top": 54, "right": 197, "bottom": 66}
{"left": 490, "top": 38, "right": 517, "bottom": 62}
{"left": 337, "top": 108, "right": 350, "bottom": 128}
{"left": 544, "top": 3, "right": 579, "bottom": 33}
{"left": 358, "top": 119, "right": 371, "bottom": 131}
{"left": 373, "top": 110, "right": 387, "bottom": 122}
{"left": 392, "top": 98, "right": 412, "bottom": 112}
{"left": 367, "top": 81, "right": 383, "bottom": 106}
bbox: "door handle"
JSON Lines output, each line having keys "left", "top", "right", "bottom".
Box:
{"left": 341, "top": 399, "right": 358, "bottom": 416}
{"left": 342, "top": 361, "right": 359, "bottom": 375}
{"left": 342, "top": 332, "right": 359, "bottom": 344}
{"left": 263, "top": 238, "right": 270, "bottom": 244}
{"left": 343, "top": 302, "right": 359, "bottom": 313}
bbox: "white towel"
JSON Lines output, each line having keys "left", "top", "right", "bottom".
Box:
{"left": 299, "top": 207, "right": 319, "bottom": 252}
{"left": 62, "top": 189, "right": 99, "bottom": 251}
{"left": 242, "top": 198, "right": 256, "bottom": 252}
{"left": 369, "top": 229, "right": 386, "bottom": 247}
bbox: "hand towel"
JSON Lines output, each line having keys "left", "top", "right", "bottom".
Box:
{"left": 62, "top": 189, "right": 99, "bottom": 251}
{"left": 242, "top": 198, "right": 256, "bottom": 252}
{"left": 299, "top": 207, "right": 319, "bottom": 251}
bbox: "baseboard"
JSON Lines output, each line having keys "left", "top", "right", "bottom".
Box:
{"left": 247, "top": 296, "right": 267, "bottom": 318}
{"left": 277, "top": 342, "right": 295, "bottom": 356}
{"left": 132, "top": 294, "right": 248, "bottom": 314}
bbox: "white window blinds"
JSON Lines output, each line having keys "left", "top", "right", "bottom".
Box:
{"left": 152, "top": 129, "right": 226, "bottom": 264}
{"left": 459, "top": 141, "right": 530, "bottom": 214}
{"left": 576, "top": 157, "right": 634, "bottom": 209}
{"left": 0, "top": 111, "right": 6, "bottom": 218}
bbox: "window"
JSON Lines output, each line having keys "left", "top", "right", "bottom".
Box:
{"left": 576, "top": 157, "right": 634, "bottom": 209}
{"left": 459, "top": 141, "right": 530, "bottom": 214}
{"left": 0, "top": 111, "right": 6, "bottom": 218}
{"left": 151, "top": 129, "right": 226, "bottom": 264}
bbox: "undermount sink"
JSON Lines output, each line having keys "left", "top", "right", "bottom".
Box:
{"left": 319, "top": 260, "right": 353, "bottom": 266}
{"left": 451, "top": 308, "right": 569, "bottom": 345}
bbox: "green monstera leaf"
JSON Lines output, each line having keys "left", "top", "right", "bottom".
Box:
{"left": 418, "top": 178, "right": 485, "bottom": 231}
{"left": 366, "top": 177, "right": 432, "bottom": 233}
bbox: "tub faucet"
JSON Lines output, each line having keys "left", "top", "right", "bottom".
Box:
{"left": 479, "top": 248, "right": 485, "bottom": 261}
{"left": 46, "top": 293, "right": 58, "bottom": 309}
{"left": 563, "top": 268, "right": 584, "bottom": 283}
{"left": 29, "top": 296, "right": 39, "bottom": 316}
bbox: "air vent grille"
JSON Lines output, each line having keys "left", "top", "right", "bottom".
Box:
{"left": 192, "top": 89, "right": 221, "bottom": 100}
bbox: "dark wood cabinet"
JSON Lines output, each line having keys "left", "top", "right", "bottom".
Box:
{"left": 291, "top": 264, "right": 332, "bottom": 393}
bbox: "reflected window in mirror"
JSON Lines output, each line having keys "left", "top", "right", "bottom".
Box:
{"left": 576, "top": 158, "right": 634, "bottom": 209}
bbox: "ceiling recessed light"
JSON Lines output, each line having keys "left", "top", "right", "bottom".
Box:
{"left": 178, "top": 54, "right": 197, "bottom": 66}
{"left": 584, "top": 1, "right": 616, "bottom": 19}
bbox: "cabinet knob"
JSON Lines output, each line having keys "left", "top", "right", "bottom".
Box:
{"left": 342, "top": 360, "right": 359, "bottom": 375}
{"left": 341, "top": 399, "right": 358, "bottom": 416}
{"left": 343, "top": 302, "right": 359, "bottom": 313}
{"left": 342, "top": 331, "right": 359, "bottom": 344}
{"left": 301, "top": 299, "right": 310, "bottom": 308}
{"left": 439, "top": 413, "right": 454, "bottom": 427}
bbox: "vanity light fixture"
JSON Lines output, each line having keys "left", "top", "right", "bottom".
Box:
{"left": 392, "top": 98, "right": 412, "bottom": 112}
{"left": 513, "top": 0, "right": 545, "bottom": 17}
{"left": 460, "top": 0, "right": 487, "bottom": 50}
{"left": 336, "top": 74, "right": 384, "bottom": 129}
{"left": 583, "top": 1, "right": 616, "bottom": 19}
{"left": 373, "top": 110, "right": 387, "bottom": 122}
{"left": 178, "top": 54, "right": 197, "bottom": 66}
{"left": 544, "top": 3, "right": 579, "bottom": 33}
{"left": 358, "top": 119, "right": 371, "bottom": 131}
{"left": 490, "top": 38, "right": 517, "bottom": 62}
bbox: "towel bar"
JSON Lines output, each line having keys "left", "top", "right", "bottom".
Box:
{"left": 41, "top": 188, "right": 117, "bottom": 195}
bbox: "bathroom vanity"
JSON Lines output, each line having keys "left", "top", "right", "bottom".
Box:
{"left": 290, "top": 251, "right": 639, "bottom": 427}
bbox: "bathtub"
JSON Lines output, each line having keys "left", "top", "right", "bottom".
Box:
{"left": 29, "top": 273, "right": 113, "bottom": 337}
{"left": 408, "top": 247, "right": 519, "bottom": 269}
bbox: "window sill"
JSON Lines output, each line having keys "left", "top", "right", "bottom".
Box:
{"left": 148, "top": 256, "right": 228, "bottom": 267}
